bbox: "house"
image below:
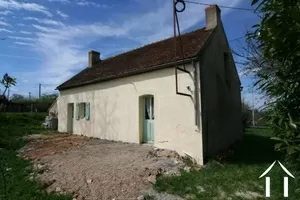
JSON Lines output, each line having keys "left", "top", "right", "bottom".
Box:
{"left": 56, "top": 5, "right": 242, "bottom": 165}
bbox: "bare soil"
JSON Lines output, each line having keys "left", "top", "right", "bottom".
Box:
{"left": 20, "top": 133, "right": 185, "bottom": 200}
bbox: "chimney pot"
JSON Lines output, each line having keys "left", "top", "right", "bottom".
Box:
{"left": 88, "top": 50, "right": 100, "bottom": 68}
{"left": 205, "top": 4, "right": 221, "bottom": 30}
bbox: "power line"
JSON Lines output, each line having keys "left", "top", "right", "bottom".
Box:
{"left": 184, "top": 0, "right": 254, "bottom": 12}
{"left": 229, "top": 36, "right": 245, "bottom": 42}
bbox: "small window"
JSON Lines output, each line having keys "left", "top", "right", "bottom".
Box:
{"left": 80, "top": 103, "right": 86, "bottom": 119}
{"left": 75, "top": 102, "right": 90, "bottom": 120}
{"left": 85, "top": 103, "right": 90, "bottom": 120}
{"left": 71, "top": 105, "right": 74, "bottom": 118}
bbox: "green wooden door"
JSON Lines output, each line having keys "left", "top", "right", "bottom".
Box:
{"left": 143, "top": 96, "right": 154, "bottom": 143}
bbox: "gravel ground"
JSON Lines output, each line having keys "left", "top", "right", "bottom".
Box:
{"left": 20, "top": 133, "right": 185, "bottom": 200}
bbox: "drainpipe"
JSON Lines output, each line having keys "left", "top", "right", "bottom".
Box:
{"left": 193, "top": 59, "right": 204, "bottom": 165}
{"left": 193, "top": 60, "right": 201, "bottom": 131}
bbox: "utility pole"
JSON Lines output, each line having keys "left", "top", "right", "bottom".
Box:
{"left": 39, "top": 83, "right": 41, "bottom": 99}
{"left": 29, "top": 92, "right": 31, "bottom": 99}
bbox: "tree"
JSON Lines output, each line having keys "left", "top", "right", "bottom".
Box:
{"left": 37, "top": 93, "right": 58, "bottom": 103}
{"left": 232, "top": 36, "right": 276, "bottom": 83}
{"left": 41, "top": 93, "right": 58, "bottom": 100}
{"left": 1, "top": 73, "right": 16, "bottom": 98}
{"left": 250, "top": 0, "right": 300, "bottom": 172}
{"left": 10, "top": 94, "right": 25, "bottom": 102}
{"left": 242, "top": 100, "right": 252, "bottom": 131}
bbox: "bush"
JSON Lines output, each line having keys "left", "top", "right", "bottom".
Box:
{"left": 251, "top": 0, "right": 300, "bottom": 175}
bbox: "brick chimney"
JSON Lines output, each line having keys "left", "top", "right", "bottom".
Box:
{"left": 205, "top": 4, "right": 221, "bottom": 30}
{"left": 88, "top": 50, "right": 100, "bottom": 68}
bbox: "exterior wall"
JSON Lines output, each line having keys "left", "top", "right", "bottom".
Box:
{"left": 48, "top": 99, "right": 58, "bottom": 116}
{"left": 200, "top": 23, "right": 243, "bottom": 157}
{"left": 58, "top": 63, "right": 204, "bottom": 164}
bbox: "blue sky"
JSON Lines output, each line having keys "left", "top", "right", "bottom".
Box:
{"left": 0, "top": 0, "right": 262, "bottom": 108}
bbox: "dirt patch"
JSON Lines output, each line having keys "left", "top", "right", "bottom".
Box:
{"left": 21, "top": 133, "right": 88, "bottom": 160}
{"left": 20, "top": 133, "right": 185, "bottom": 200}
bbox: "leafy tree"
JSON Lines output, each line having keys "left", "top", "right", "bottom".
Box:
{"left": 251, "top": 0, "right": 300, "bottom": 172}
{"left": 1, "top": 73, "right": 16, "bottom": 98}
{"left": 242, "top": 100, "right": 252, "bottom": 131}
{"left": 10, "top": 94, "right": 25, "bottom": 102}
{"left": 39, "top": 93, "right": 58, "bottom": 102}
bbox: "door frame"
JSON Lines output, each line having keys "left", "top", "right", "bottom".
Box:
{"left": 67, "top": 103, "right": 74, "bottom": 133}
{"left": 141, "top": 95, "right": 154, "bottom": 143}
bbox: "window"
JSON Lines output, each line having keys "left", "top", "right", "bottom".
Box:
{"left": 80, "top": 103, "right": 86, "bottom": 119}
{"left": 144, "top": 96, "right": 154, "bottom": 120}
{"left": 71, "top": 105, "right": 74, "bottom": 118}
{"left": 75, "top": 102, "right": 90, "bottom": 120}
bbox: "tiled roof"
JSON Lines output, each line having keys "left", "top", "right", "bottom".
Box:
{"left": 57, "top": 27, "right": 214, "bottom": 90}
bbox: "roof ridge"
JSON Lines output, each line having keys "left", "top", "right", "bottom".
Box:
{"left": 102, "top": 27, "right": 207, "bottom": 62}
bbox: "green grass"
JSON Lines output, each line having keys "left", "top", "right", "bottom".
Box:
{"left": 155, "top": 127, "right": 300, "bottom": 200}
{"left": 0, "top": 113, "right": 72, "bottom": 200}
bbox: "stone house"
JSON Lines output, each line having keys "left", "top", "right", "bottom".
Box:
{"left": 56, "top": 5, "right": 242, "bottom": 165}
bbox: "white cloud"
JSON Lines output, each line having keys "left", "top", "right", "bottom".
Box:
{"left": 0, "top": 53, "right": 39, "bottom": 60}
{"left": 14, "top": 41, "right": 34, "bottom": 46}
{"left": 0, "top": 0, "right": 52, "bottom": 17}
{"left": 20, "top": 30, "right": 32, "bottom": 35}
{"left": 12, "top": 22, "right": 129, "bottom": 90}
{"left": 8, "top": 36, "right": 35, "bottom": 41}
{"left": 76, "top": 0, "right": 108, "bottom": 8}
{"left": 48, "top": 0, "right": 70, "bottom": 3}
{"left": 0, "top": 10, "right": 12, "bottom": 15}
{"left": 0, "top": 20, "right": 10, "bottom": 26}
{"left": 32, "top": 23, "right": 126, "bottom": 40}
{"left": 56, "top": 10, "right": 68, "bottom": 19}
{"left": 32, "top": 23, "right": 128, "bottom": 70}
{"left": 24, "top": 17, "right": 64, "bottom": 26}
{"left": 17, "top": 23, "right": 25, "bottom": 26}
{"left": 0, "top": 27, "right": 12, "bottom": 32}
{"left": 42, "top": 19, "right": 64, "bottom": 26}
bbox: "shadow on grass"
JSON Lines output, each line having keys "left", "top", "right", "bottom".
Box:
{"left": 226, "top": 127, "right": 281, "bottom": 165}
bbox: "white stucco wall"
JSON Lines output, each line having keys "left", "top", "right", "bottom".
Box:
{"left": 58, "top": 63, "right": 204, "bottom": 164}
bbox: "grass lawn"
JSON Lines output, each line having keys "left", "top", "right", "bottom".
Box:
{"left": 0, "top": 113, "right": 71, "bottom": 200}
{"left": 155, "top": 128, "right": 300, "bottom": 200}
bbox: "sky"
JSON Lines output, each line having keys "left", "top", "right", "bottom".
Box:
{"left": 0, "top": 0, "right": 263, "bottom": 108}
